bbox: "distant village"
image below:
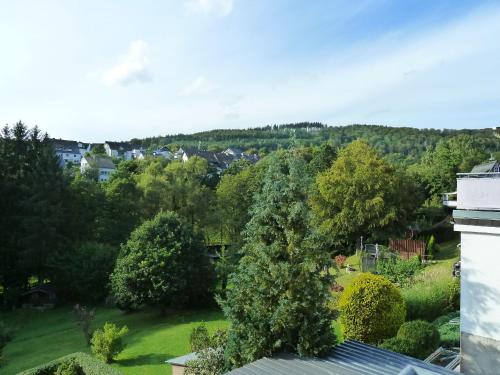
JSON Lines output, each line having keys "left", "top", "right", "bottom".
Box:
{"left": 51, "top": 139, "right": 260, "bottom": 182}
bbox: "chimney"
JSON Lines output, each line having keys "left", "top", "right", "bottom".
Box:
{"left": 452, "top": 171, "right": 500, "bottom": 374}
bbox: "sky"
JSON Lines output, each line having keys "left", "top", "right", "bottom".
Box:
{"left": 1, "top": 0, "right": 500, "bottom": 142}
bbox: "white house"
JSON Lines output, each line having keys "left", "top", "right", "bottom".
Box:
{"left": 51, "top": 139, "right": 83, "bottom": 167}
{"left": 132, "top": 148, "right": 146, "bottom": 160}
{"left": 80, "top": 155, "right": 116, "bottom": 182}
{"left": 152, "top": 147, "right": 172, "bottom": 159}
{"left": 104, "top": 141, "right": 134, "bottom": 160}
{"left": 448, "top": 164, "right": 500, "bottom": 374}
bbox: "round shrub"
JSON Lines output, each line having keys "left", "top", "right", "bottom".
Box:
{"left": 397, "top": 320, "right": 440, "bottom": 358}
{"left": 339, "top": 273, "right": 406, "bottom": 344}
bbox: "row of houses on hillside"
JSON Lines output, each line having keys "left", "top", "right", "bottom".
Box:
{"left": 176, "top": 147, "right": 259, "bottom": 174}
{"left": 51, "top": 139, "right": 260, "bottom": 181}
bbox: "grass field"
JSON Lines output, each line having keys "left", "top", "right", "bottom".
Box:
{"left": 0, "top": 307, "right": 227, "bottom": 375}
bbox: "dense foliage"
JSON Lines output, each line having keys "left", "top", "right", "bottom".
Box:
{"left": 311, "top": 140, "right": 419, "bottom": 251}
{"left": 90, "top": 323, "right": 128, "bottom": 363}
{"left": 0, "top": 123, "right": 68, "bottom": 305}
{"left": 110, "top": 211, "right": 215, "bottom": 311}
{"left": 18, "top": 352, "right": 122, "bottom": 375}
{"left": 404, "top": 277, "right": 459, "bottom": 321}
{"left": 339, "top": 273, "right": 406, "bottom": 344}
{"left": 433, "top": 311, "right": 460, "bottom": 348}
{"left": 380, "top": 320, "right": 440, "bottom": 359}
{"left": 136, "top": 123, "right": 500, "bottom": 165}
{"left": 220, "top": 152, "right": 335, "bottom": 369}
{"left": 186, "top": 325, "right": 228, "bottom": 375}
{"left": 51, "top": 243, "right": 118, "bottom": 304}
{"left": 376, "top": 256, "right": 423, "bottom": 287}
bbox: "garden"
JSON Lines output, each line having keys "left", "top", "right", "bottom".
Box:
{"left": 330, "top": 239, "right": 460, "bottom": 358}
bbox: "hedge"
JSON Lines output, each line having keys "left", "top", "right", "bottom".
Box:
{"left": 17, "top": 352, "right": 123, "bottom": 375}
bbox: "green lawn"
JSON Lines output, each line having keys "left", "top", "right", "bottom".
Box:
{"left": 0, "top": 307, "right": 227, "bottom": 375}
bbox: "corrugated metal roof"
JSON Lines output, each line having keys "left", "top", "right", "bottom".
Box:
{"left": 166, "top": 352, "right": 198, "bottom": 366}
{"left": 226, "top": 340, "right": 456, "bottom": 375}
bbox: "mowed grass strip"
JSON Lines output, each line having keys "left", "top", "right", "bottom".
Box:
{"left": 0, "top": 307, "right": 227, "bottom": 375}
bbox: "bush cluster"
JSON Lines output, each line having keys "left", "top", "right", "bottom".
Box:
{"left": 185, "top": 324, "right": 228, "bottom": 375}
{"left": 376, "top": 256, "right": 423, "bottom": 287}
{"left": 380, "top": 320, "right": 440, "bottom": 359}
{"left": 339, "top": 273, "right": 406, "bottom": 344}
{"left": 17, "top": 352, "right": 122, "bottom": 375}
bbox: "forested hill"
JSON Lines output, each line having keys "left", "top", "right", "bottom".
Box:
{"left": 132, "top": 123, "right": 500, "bottom": 164}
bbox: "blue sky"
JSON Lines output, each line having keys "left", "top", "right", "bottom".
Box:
{"left": 1, "top": 0, "right": 499, "bottom": 142}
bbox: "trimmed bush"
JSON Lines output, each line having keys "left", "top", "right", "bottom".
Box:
{"left": 339, "top": 273, "right": 406, "bottom": 344}
{"left": 379, "top": 337, "right": 414, "bottom": 356}
{"left": 91, "top": 323, "right": 128, "bottom": 363}
{"left": 17, "top": 352, "right": 122, "bottom": 375}
{"left": 397, "top": 320, "right": 440, "bottom": 358}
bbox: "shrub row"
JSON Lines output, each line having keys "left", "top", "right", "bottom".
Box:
{"left": 18, "top": 352, "right": 122, "bottom": 375}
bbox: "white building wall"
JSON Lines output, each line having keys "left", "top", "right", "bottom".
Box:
{"left": 460, "top": 230, "right": 500, "bottom": 342}
{"left": 457, "top": 178, "right": 500, "bottom": 211}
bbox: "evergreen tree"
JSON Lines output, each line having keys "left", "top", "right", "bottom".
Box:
{"left": 220, "top": 151, "right": 335, "bottom": 369}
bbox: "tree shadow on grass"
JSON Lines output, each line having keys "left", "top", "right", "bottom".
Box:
{"left": 115, "top": 353, "right": 172, "bottom": 367}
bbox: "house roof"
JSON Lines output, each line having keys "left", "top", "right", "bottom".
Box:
{"left": 83, "top": 155, "right": 116, "bottom": 169}
{"left": 166, "top": 352, "right": 198, "bottom": 366}
{"left": 470, "top": 160, "right": 499, "bottom": 173}
{"left": 51, "top": 139, "right": 81, "bottom": 154}
{"left": 105, "top": 141, "right": 135, "bottom": 152}
{"left": 226, "top": 340, "right": 455, "bottom": 375}
{"left": 22, "top": 283, "right": 56, "bottom": 296}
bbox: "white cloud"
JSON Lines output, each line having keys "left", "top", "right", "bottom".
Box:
{"left": 102, "top": 40, "right": 152, "bottom": 86}
{"left": 180, "top": 76, "right": 214, "bottom": 96}
{"left": 187, "top": 0, "right": 234, "bottom": 17}
{"left": 231, "top": 5, "right": 500, "bottom": 127}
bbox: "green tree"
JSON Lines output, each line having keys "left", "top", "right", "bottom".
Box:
{"left": 311, "top": 140, "right": 418, "bottom": 250}
{"left": 308, "top": 142, "right": 337, "bottom": 175}
{"left": 215, "top": 164, "right": 258, "bottom": 245}
{"left": 51, "top": 243, "right": 118, "bottom": 303}
{"left": 137, "top": 158, "right": 213, "bottom": 232}
{"left": 110, "top": 211, "right": 215, "bottom": 311}
{"left": 220, "top": 151, "right": 335, "bottom": 369}
{"left": 339, "top": 273, "right": 406, "bottom": 344}
{"left": 100, "top": 169, "right": 141, "bottom": 245}
{"left": 0, "top": 123, "right": 70, "bottom": 301}
{"left": 411, "top": 134, "right": 488, "bottom": 199}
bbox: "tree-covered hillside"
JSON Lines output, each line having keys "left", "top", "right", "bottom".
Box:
{"left": 133, "top": 123, "right": 500, "bottom": 164}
